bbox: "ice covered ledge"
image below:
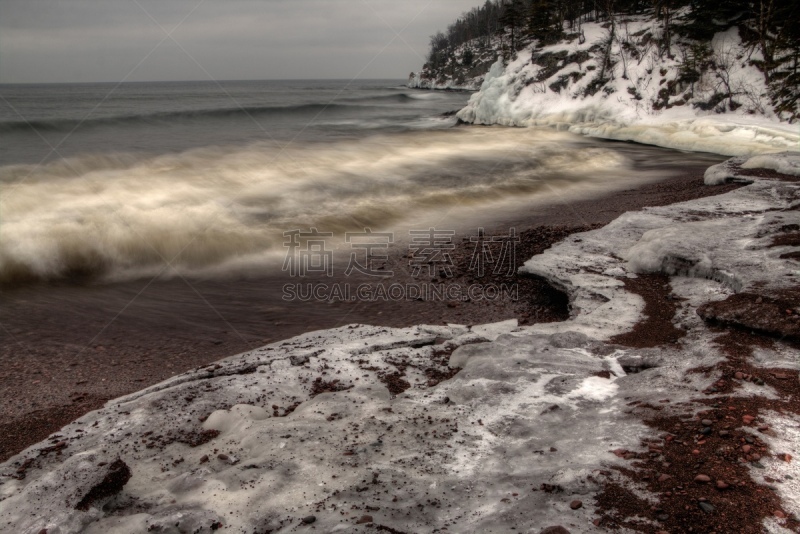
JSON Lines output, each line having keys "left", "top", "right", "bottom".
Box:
{"left": 522, "top": 155, "right": 800, "bottom": 341}
{"left": 0, "top": 322, "right": 660, "bottom": 533}
{"left": 1, "top": 156, "right": 799, "bottom": 533}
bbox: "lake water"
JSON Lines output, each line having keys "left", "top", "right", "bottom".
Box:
{"left": 0, "top": 79, "right": 722, "bottom": 285}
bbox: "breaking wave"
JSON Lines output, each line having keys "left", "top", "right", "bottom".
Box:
{"left": 0, "top": 128, "right": 651, "bottom": 285}
{"left": 0, "top": 93, "right": 447, "bottom": 134}
{"left": 341, "top": 92, "right": 446, "bottom": 103}
{"left": 0, "top": 103, "right": 377, "bottom": 133}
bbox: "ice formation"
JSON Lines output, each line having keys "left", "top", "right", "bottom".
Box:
{"left": 456, "top": 19, "right": 799, "bottom": 157}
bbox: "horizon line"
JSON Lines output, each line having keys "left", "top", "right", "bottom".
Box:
{"left": 0, "top": 77, "right": 409, "bottom": 86}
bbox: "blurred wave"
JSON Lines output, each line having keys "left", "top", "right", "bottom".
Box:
{"left": 0, "top": 128, "right": 641, "bottom": 284}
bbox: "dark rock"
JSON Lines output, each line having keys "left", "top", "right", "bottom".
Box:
{"left": 541, "top": 527, "right": 571, "bottom": 534}
{"left": 302, "top": 515, "right": 317, "bottom": 524}
{"left": 74, "top": 459, "right": 132, "bottom": 511}
{"left": 697, "top": 292, "right": 800, "bottom": 340}
{"left": 698, "top": 501, "right": 715, "bottom": 513}
{"left": 569, "top": 499, "right": 583, "bottom": 510}
{"left": 356, "top": 515, "right": 374, "bottom": 524}
{"left": 290, "top": 354, "right": 311, "bottom": 366}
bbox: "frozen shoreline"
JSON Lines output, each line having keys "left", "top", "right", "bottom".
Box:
{"left": 2, "top": 154, "right": 799, "bottom": 533}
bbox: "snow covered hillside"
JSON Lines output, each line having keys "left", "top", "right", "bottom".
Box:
{"left": 1, "top": 154, "right": 799, "bottom": 533}
{"left": 453, "top": 14, "right": 799, "bottom": 156}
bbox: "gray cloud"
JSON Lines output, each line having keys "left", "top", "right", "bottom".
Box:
{"left": 0, "top": 0, "right": 480, "bottom": 83}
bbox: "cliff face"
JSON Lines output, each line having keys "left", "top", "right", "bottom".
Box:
{"left": 459, "top": 18, "right": 782, "bottom": 116}
{"left": 408, "top": 35, "right": 505, "bottom": 91}
{"left": 411, "top": 7, "right": 799, "bottom": 156}
{"left": 454, "top": 15, "right": 797, "bottom": 156}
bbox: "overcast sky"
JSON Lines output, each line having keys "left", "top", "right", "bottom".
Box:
{"left": 0, "top": 0, "right": 481, "bottom": 83}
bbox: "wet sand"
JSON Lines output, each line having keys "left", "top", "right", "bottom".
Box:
{"left": 0, "top": 164, "right": 741, "bottom": 461}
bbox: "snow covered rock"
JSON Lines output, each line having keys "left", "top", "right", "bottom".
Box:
{"left": 0, "top": 323, "right": 650, "bottom": 533}
{"left": 706, "top": 152, "right": 800, "bottom": 184}
{"left": 457, "top": 18, "right": 799, "bottom": 156}
{"left": 407, "top": 36, "right": 502, "bottom": 91}
{"left": 742, "top": 152, "right": 800, "bottom": 177}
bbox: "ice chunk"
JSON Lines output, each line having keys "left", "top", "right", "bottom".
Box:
{"left": 471, "top": 318, "right": 518, "bottom": 341}
{"left": 742, "top": 151, "right": 800, "bottom": 176}
{"left": 704, "top": 160, "right": 738, "bottom": 185}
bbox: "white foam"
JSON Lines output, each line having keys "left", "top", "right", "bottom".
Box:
{"left": 0, "top": 128, "right": 649, "bottom": 283}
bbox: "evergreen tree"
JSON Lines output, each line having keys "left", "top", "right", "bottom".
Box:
{"left": 499, "top": 0, "right": 527, "bottom": 51}
{"left": 528, "top": 0, "right": 554, "bottom": 43}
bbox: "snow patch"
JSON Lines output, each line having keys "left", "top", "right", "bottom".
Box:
{"left": 752, "top": 411, "right": 800, "bottom": 526}
{"left": 567, "top": 376, "right": 619, "bottom": 402}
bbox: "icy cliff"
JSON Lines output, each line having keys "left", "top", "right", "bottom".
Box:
{"left": 456, "top": 17, "right": 798, "bottom": 156}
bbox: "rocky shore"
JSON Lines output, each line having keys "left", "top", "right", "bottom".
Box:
{"left": 1, "top": 153, "right": 799, "bottom": 533}
{"left": 0, "top": 157, "right": 729, "bottom": 463}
